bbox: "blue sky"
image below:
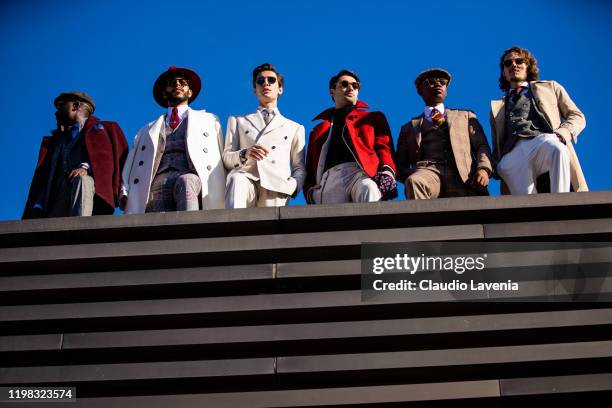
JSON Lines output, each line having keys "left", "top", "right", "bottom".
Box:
{"left": 1, "top": 0, "right": 610, "bottom": 220}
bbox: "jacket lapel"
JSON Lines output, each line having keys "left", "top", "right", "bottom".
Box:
{"left": 528, "top": 81, "right": 554, "bottom": 131}
{"left": 148, "top": 114, "right": 166, "bottom": 147}
{"left": 245, "top": 111, "right": 265, "bottom": 135}
{"left": 446, "top": 109, "right": 463, "bottom": 148}
{"left": 262, "top": 111, "right": 285, "bottom": 136}
{"left": 491, "top": 98, "right": 505, "bottom": 154}
{"left": 412, "top": 116, "right": 423, "bottom": 147}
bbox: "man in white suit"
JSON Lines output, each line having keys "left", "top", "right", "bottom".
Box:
{"left": 120, "top": 66, "right": 226, "bottom": 213}
{"left": 223, "top": 63, "right": 306, "bottom": 208}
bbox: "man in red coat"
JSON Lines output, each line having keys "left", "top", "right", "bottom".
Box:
{"left": 23, "top": 92, "right": 128, "bottom": 218}
{"left": 305, "top": 70, "right": 397, "bottom": 204}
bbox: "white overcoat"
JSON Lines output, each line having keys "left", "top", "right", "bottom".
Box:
{"left": 121, "top": 108, "right": 226, "bottom": 213}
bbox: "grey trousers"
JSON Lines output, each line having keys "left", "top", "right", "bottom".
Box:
{"left": 47, "top": 174, "right": 95, "bottom": 217}
{"left": 146, "top": 171, "right": 202, "bottom": 212}
{"left": 311, "top": 162, "right": 381, "bottom": 204}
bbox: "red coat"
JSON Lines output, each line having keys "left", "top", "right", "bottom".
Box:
{"left": 305, "top": 101, "right": 397, "bottom": 193}
{"left": 23, "top": 116, "right": 128, "bottom": 218}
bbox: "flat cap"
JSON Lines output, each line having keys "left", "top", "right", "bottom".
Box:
{"left": 54, "top": 92, "right": 96, "bottom": 113}
{"left": 414, "top": 68, "right": 452, "bottom": 89}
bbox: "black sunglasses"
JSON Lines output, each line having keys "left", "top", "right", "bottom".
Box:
{"left": 503, "top": 58, "right": 525, "bottom": 67}
{"left": 423, "top": 77, "right": 449, "bottom": 87}
{"left": 256, "top": 76, "right": 277, "bottom": 86}
{"left": 339, "top": 80, "right": 360, "bottom": 90}
{"left": 166, "top": 77, "right": 189, "bottom": 86}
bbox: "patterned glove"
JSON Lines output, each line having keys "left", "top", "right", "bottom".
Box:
{"left": 372, "top": 171, "right": 397, "bottom": 200}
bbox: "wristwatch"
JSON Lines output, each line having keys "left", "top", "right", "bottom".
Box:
{"left": 239, "top": 149, "right": 247, "bottom": 163}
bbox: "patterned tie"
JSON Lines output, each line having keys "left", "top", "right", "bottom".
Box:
{"left": 169, "top": 107, "right": 180, "bottom": 129}
{"left": 431, "top": 108, "right": 446, "bottom": 128}
{"left": 262, "top": 109, "right": 272, "bottom": 125}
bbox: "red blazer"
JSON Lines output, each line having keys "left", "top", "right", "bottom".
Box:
{"left": 23, "top": 116, "right": 128, "bottom": 218}
{"left": 305, "top": 101, "right": 397, "bottom": 193}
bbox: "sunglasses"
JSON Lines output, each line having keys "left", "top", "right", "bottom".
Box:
{"left": 339, "top": 80, "right": 360, "bottom": 90}
{"left": 256, "top": 76, "right": 278, "bottom": 86}
{"left": 423, "top": 78, "right": 449, "bottom": 87}
{"left": 503, "top": 58, "right": 526, "bottom": 67}
{"left": 166, "top": 78, "right": 189, "bottom": 87}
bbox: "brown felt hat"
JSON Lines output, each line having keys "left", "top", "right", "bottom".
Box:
{"left": 153, "top": 66, "right": 201, "bottom": 108}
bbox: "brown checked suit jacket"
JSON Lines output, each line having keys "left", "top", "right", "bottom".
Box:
{"left": 396, "top": 109, "right": 493, "bottom": 185}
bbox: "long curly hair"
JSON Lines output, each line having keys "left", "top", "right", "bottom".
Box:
{"left": 498, "top": 46, "right": 539, "bottom": 91}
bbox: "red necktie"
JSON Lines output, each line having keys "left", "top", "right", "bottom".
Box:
{"left": 511, "top": 86, "right": 524, "bottom": 103}
{"left": 169, "top": 107, "right": 180, "bottom": 129}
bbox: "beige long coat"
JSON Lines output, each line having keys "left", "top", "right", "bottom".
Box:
{"left": 490, "top": 80, "right": 587, "bottom": 191}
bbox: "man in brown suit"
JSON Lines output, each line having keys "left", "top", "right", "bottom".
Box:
{"left": 396, "top": 68, "right": 492, "bottom": 199}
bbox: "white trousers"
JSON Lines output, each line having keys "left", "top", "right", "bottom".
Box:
{"left": 497, "top": 133, "right": 570, "bottom": 195}
{"left": 312, "top": 162, "right": 381, "bottom": 204}
{"left": 225, "top": 172, "right": 289, "bottom": 208}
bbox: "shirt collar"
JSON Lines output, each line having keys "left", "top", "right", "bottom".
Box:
{"left": 424, "top": 103, "right": 445, "bottom": 121}
{"left": 257, "top": 105, "right": 279, "bottom": 115}
{"left": 165, "top": 105, "right": 189, "bottom": 125}
{"left": 66, "top": 117, "right": 88, "bottom": 139}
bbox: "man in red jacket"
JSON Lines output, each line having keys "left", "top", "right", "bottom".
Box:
{"left": 305, "top": 70, "right": 397, "bottom": 204}
{"left": 23, "top": 92, "right": 128, "bottom": 218}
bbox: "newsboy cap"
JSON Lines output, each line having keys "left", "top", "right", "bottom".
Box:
{"left": 53, "top": 92, "right": 96, "bottom": 113}
{"left": 414, "top": 68, "right": 452, "bottom": 90}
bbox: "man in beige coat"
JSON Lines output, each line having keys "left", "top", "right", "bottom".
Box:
{"left": 490, "top": 46, "right": 587, "bottom": 194}
{"left": 396, "top": 68, "right": 492, "bottom": 199}
{"left": 223, "top": 63, "right": 306, "bottom": 208}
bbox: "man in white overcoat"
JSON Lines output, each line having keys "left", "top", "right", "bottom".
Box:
{"left": 223, "top": 63, "right": 305, "bottom": 208}
{"left": 120, "top": 66, "right": 226, "bottom": 213}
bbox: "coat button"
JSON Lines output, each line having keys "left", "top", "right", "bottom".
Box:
{"left": 203, "top": 147, "right": 208, "bottom": 153}
{"left": 207, "top": 165, "right": 212, "bottom": 170}
{"left": 271, "top": 146, "right": 276, "bottom": 149}
{"left": 246, "top": 130, "right": 249, "bottom": 134}
{"left": 287, "top": 177, "right": 291, "bottom": 180}
{"left": 141, "top": 146, "right": 146, "bottom": 151}
{"left": 234, "top": 164, "right": 239, "bottom": 168}
{"left": 271, "top": 160, "right": 275, "bottom": 164}
{"left": 134, "top": 178, "right": 139, "bottom": 184}
{"left": 203, "top": 132, "right": 209, "bottom": 137}
{"left": 284, "top": 136, "right": 288, "bottom": 139}
{"left": 139, "top": 161, "right": 144, "bottom": 166}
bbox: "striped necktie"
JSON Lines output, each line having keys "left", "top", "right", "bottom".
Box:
{"left": 431, "top": 108, "right": 446, "bottom": 128}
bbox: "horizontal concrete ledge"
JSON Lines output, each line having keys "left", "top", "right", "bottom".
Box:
{"left": 2, "top": 341, "right": 610, "bottom": 384}
{"left": 2, "top": 219, "right": 612, "bottom": 268}
{"left": 2, "top": 285, "right": 612, "bottom": 323}
{"left": 500, "top": 372, "right": 612, "bottom": 396}
{"left": 0, "top": 357, "right": 274, "bottom": 384}
{"left": 0, "top": 224, "right": 484, "bottom": 265}
{"left": 277, "top": 340, "right": 612, "bottom": 373}
{"left": 53, "top": 308, "right": 611, "bottom": 350}
{"left": 1, "top": 192, "right": 611, "bottom": 244}
{"left": 279, "top": 191, "right": 612, "bottom": 220}
{"left": 42, "top": 380, "right": 502, "bottom": 407}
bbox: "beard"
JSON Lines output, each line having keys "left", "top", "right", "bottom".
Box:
{"left": 164, "top": 90, "right": 190, "bottom": 106}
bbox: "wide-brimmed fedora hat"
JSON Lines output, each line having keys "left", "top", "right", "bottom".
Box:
{"left": 53, "top": 91, "right": 96, "bottom": 113}
{"left": 414, "top": 68, "right": 452, "bottom": 90}
{"left": 153, "top": 66, "right": 201, "bottom": 108}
